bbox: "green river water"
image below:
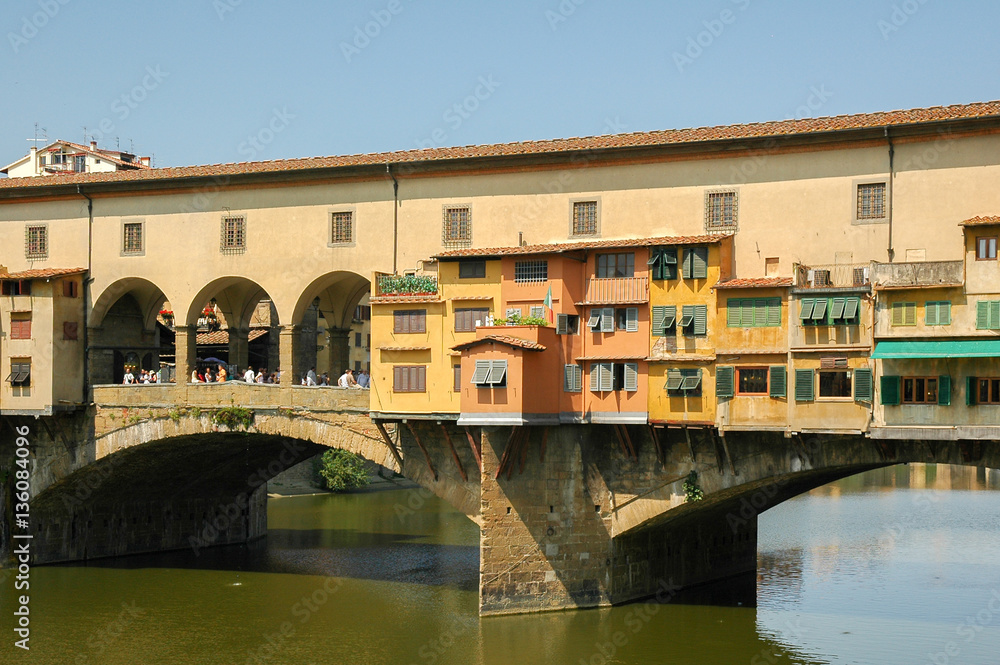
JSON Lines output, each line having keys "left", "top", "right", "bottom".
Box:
{"left": 3, "top": 464, "right": 999, "bottom": 665}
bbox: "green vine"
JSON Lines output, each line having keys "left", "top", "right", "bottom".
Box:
{"left": 213, "top": 406, "right": 255, "bottom": 430}
{"left": 377, "top": 274, "right": 437, "bottom": 295}
{"left": 683, "top": 470, "right": 704, "bottom": 503}
{"left": 190, "top": 407, "right": 202, "bottom": 419}
{"left": 495, "top": 313, "right": 549, "bottom": 326}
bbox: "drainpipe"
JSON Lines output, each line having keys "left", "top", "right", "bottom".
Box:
{"left": 77, "top": 185, "right": 93, "bottom": 397}
{"left": 387, "top": 164, "right": 399, "bottom": 274}
{"left": 885, "top": 128, "right": 895, "bottom": 263}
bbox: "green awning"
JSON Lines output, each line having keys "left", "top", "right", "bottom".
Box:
{"left": 871, "top": 339, "right": 1000, "bottom": 359}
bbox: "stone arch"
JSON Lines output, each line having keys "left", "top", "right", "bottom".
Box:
{"left": 289, "top": 270, "right": 370, "bottom": 329}
{"left": 91, "top": 276, "right": 169, "bottom": 330}
{"left": 183, "top": 275, "right": 276, "bottom": 329}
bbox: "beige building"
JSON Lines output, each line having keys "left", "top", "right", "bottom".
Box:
{"left": 2, "top": 140, "right": 151, "bottom": 178}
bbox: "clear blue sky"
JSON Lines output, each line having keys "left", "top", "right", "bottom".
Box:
{"left": 1, "top": 0, "right": 997, "bottom": 170}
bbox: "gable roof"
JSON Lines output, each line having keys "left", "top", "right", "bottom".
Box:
{"left": 452, "top": 334, "right": 547, "bottom": 352}
{"left": 1, "top": 140, "right": 150, "bottom": 175}
{"left": 960, "top": 215, "right": 1000, "bottom": 227}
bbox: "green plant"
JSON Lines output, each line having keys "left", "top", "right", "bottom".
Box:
{"left": 495, "top": 312, "right": 548, "bottom": 326}
{"left": 127, "top": 413, "right": 142, "bottom": 425}
{"left": 168, "top": 409, "right": 181, "bottom": 423}
{"left": 377, "top": 273, "right": 437, "bottom": 295}
{"left": 190, "top": 407, "right": 201, "bottom": 419}
{"left": 212, "top": 406, "right": 255, "bottom": 430}
{"left": 317, "top": 449, "right": 370, "bottom": 492}
{"left": 108, "top": 412, "right": 117, "bottom": 422}
{"left": 277, "top": 407, "right": 297, "bottom": 418}
{"left": 683, "top": 470, "right": 704, "bottom": 503}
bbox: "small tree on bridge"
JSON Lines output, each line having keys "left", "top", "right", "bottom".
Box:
{"left": 316, "top": 449, "right": 370, "bottom": 492}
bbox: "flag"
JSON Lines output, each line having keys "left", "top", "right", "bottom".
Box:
{"left": 543, "top": 284, "right": 553, "bottom": 323}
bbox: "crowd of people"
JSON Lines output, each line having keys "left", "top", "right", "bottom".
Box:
{"left": 300, "top": 366, "right": 370, "bottom": 389}
{"left": 123, "top": 363, "right": 370, "bottom": 388}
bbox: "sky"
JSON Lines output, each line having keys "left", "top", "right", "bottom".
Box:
{"left": 1, "top": 0, "right": 997, "bottom": 171}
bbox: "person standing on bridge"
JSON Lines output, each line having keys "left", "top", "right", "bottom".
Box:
{"left": 306, "top": 367, "right": 318, "bottom": 386}
{"left": 244, "top": 366, "right": 255, "bottom": 383}
{"left": 357, "top": 369, "right": 370, "bottom": 389}
{"left": 218, "top": 364, "right": 228, "bottom": 382}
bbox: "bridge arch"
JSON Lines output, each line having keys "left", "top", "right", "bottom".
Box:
{"left": 289, "top": 270, "right": 370, "bottom": 329}
{"left": 91, "top": 276, "right": 170, "bottom": 331}
{"left": 88, "top": 277, "right": 172, "bottom": 384}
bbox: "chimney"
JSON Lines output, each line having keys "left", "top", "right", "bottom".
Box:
{"left": 140, "top": 156, "right": 150, "bottom": 167}
{"left": 30, "top": 146, "right": 37, "bottom": 174}
{"left": 90, "top": 140, "right": 98, "bottom": 151}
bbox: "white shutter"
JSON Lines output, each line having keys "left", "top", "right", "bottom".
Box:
{"left": 556, "top": 313, "right": 568, "bottom": 335}
{"left": 600, "top": 363, "right": 614, "bottom": 391}
{"left": 589, "top": 363, "right": 601, "bottom": 391}
{"left": 588, "top": 309, "right": 602, "bottom": 330}
{"left": 626, "top": 307, "right": 638, "bottom": 332}
{"left": 487, "top": 360, "right": 507, "bottom": 385}
{"left": 471, "top": 360, "right": 491, "bottom": 385}
{"left": 624, "top": 363, "right": 638, "bottom": 391}
{"left": 601, "top": 307, "right": 615, "bottom": 333}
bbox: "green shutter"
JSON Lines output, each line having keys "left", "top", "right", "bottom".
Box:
{"left": 666, "top": 369, "right": 684, "bottom": 391}
{"left": 690, "top": 247, "right": 708, "bottom": 279}
{"left": 652, "top": 306, "right": 667, "bottom": 336}
{"left": 769, "top": 366, "right": 787, "bottom": 398}
{"left": 854, "top": 368, "right": 873, "bottom": 402}
{"left": 939, "top": 301, "right": 951, "bottom": 325}
{"left": 880, "top": 375, "right": 900, "bottom": 406}
{"left": 681, "top": 249, "right": 693, "bottom": 279}
{"left": 727, "top": 299, "right": 741, "bottom": 327}
{"left": 753, "top": 299, "right": 768, "bottom": 327}
{"left": 904, "top": 302, "right": 917, "bottom": 326}
{"left": 799, "top": 298, "right": 815, "bottom": 320}
{"left": 716, "top": 366, "right": 734, "bottom": 398}
{"left": 938, "top": 375, "right": 951, "bottom": 406}
{"left": 844, "top": 297, "right": 860, "bottom": 320}
{"left": 663, "top": 248, "right": 678, "bottom": 280}
{"left": 794, "top": 369, "right": 814, "bottom": 401}
{"left": 693, "top": 305, "right": 707, "bottom": 336}
{"left": 979, "top": 301, "right": 990, "bottom": 329}
{"left": 992, "top": 301, "right": 1000, "bottom": 330}
{"left": 893, "top": 302, "right": 905, "bottom": 326}
{"left": 925, "top": 301, "right": 938, "bottom": 326}
{"left": 830, "top": 297, "right": 846, "bottom": 320}
{"left": 766, "top": 298, "right": 781, "bottom": 327}
{"left": 967, "top": 376, "right": 978, "bottom": 406}
{"left": 648, "top": 250, "right": 663, "bottom": 280}
{"left": 811, "top": 298, "right": 828, "bottom": 321}
{"left": 740, "top": 299, "right": 755, "bottom": 327}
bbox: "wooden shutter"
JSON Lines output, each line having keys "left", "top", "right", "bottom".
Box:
{"left": 624, "top": 363, "right": 638, "bottom": 391}
{"left": 693, "top": 305, "right": 707, "bottom": 336}
{"left": 588, "top": 309, "right": 602, "bottom": 330}
{"left": 648, "top": 250, "right": 663, "bottom": 280}
{"left": 830, "top": 297, "right": 846, "bottom": 321}
{"left": 625, "top": 308, "right": 638, "bottom": 332}
{"left": 811, "top": 298, "right": 828, "bottom": 322}
{"left": 471, "top": 360, "right": 491, "bottom": 385}
{"left": 753, "top": 299, "right": 768, "bottom": 327}
{"left": 925, "top": 302, "right": 938, "bottom": 326}
{"left": 590, "top": 363, "right": 601, "bottom": 392}
{"left": 665, "top": 369, "right": 683, "bottom": 391}
{"left": 394, "top": 310, "right": 408, "bottom": 333}
{"left": 880, "top": 375, "right": 900, "bottom": 405}
{"left": 904, "top": 302, "right": 916, "bottom": 326}
{"left": 454, "top": 365, "right": 461, "bottom": 391}
{"left": 769, "top": 366, "right": 787, "bottom": 398}
{"left": 726, "top": 299, "right": 741, "bottom": 327}
{"left": 854, "top": 368, "right": 873, "bottom": 402}
{"left": 716, "top": 366, "right": 734, "bottom": 398}
{"left": 556, "top": 313, "right": 568, "bottom": 335}
{"left": 967, "top": 376, "right": 978, "bottom": 405}
{"left": 766, "top": 298, "right": 781, "bottom": 327}
{"left": 991, "top": 302, "right": 1000, "bottom": 329}
{"left": 690, "top": 247, "right": 708, "bottom": 279}
{"left": 893, "top": 302, "right": 906, "bottom": 327}
{"left": 938, "top": 375, "right": 951, "bottom": 406}
{"left": 794, "top": 369, "right": 814, "bottom": 401}
{"left": 662, "top": 248, "right": 678, "bottom": 280}
{"left": 487, "top": 360, "right": 507, "bottom": 385}
{"left": 681, "top": 248, "right": 693, "bottom": 279}
{"left": 652, "top": 306, "right": 667, "bottom": 336}
{"left": 393, "top": 366, "right": 407, "bottom": 391}
{"left": 601, "top": 307, "right": 615, "bottom": 333}
{"left": 564, "top": 364, "right": 582, "bottom": 392}
{"left": 799, "top": 298, "right": 815, "bottom": 321}
{"left": 600, "top": 363, "right": 614, "bottom": 391}
{"left": 843, "top": 297, "right": 859, "bottom": 320}
{"left": 413, "top": 366, "right": 426, "bottom": 392}
{"left": 938, "top": 301, "right": 951, "bottom": 325}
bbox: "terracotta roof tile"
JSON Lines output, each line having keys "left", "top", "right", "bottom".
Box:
{"left": 960, "top": 215, "right": 1000, "bottom": 226}
{"left": 196, "top": 328, "right": 269, "bottom": 345}
{"left": 451, "top": 334, "right": 546, "bottom": 352}
{"left": 576, "top": 354, "right": 648, "bottom": 361}
{"left": 3, "top": 100, "right": 998, "bottom": 191}
{"left": 370, "top": 295, "right": 442, "bottom": 304}
{"left": 436, "top": 234, "right": 731, "bottom": 259}
{"left": 0, "top": 267, "right": 87, "bottom": 280}
{"left": 377, "top": 345, "right": 431, "bottom": 351}
{"left": 714, "top": 277, "right": 793, "bottom": 289}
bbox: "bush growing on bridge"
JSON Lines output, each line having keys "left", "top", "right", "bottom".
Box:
{"left": 316, "top": 449, "right": 370, "bottom": 492}
{"left": 683, "top": 471, "right": 704, "bottom": 503}
{"left": 212, "top": 406, "right": 255, "bottom": 430}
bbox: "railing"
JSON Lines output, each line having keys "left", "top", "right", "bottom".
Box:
{"left": 373, "top": 271, "right": 438, "bottom": 298}
{"left": 92, "top": 383, "right": 370, "bottom": 412}
{"left": 870, "top": 260, "right": 963, "bottom": 288}
{"left": 794, "top": 263, "right": 871, "bottom": 289}
{"left": 582, "top": 276, "right": 648, "bottom": 304}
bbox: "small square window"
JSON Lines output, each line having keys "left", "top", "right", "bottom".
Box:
{"left": 572, "top": 201, "right": 598, "bottom": 236}
{"left": 705, "top": 191, "right": 738, "bottom": 233}
{"left": 856, "top": 183, "right": 886, "bottom": 220}
{"left": 330, "top": 211, "right": 353, "bottom": 244}
{"left": 123, "top": 221, "right": 143, "bottom": 254}
{"left": 818, "top": 370, "right": 852, "bottom": 398}
{"left": 442, "top": 206, "right": 471, "bottom": 247}
{"left": 977, "top": 237, "right": 997, "bottom": 260}
{"left": 514, "top": 260, "right": 548, "bottom": 283}
{"left": 221, "top": 216, "right": 246, "bottom": 254}
{"left": 25, "top": 225, "right": 48, "bottom": 259}
{"left": 10, "top": 314, "right": 31, "bottom": 340}
{"left": 458, "top": 260, "right": 486, "bottom": 279}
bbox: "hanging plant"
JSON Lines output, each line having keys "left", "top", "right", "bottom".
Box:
{"left": 683, "top": 470, "right": 704, "bottom": 502}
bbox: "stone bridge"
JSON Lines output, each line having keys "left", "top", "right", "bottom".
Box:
{"left": 8, "top": 384, "right": 999, "bottom": 616}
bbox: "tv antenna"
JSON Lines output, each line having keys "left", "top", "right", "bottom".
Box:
{"left": 27, "top": 122, "right": 48, "bottom": 146}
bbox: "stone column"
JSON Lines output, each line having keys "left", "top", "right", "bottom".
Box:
{"left": 327, "top": 328, "right": 351, "bottom": 377}
{"left": 228, "top": 326, "right": 250, "bottom": 373}
{"left": 278, "top": 324, "right": 300, "bottom": 386}
{"left": 174, "top": 325, "right": 197, "bottom": 395}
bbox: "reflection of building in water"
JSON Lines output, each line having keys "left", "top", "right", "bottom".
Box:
{"left": 809, "top": 463, "right": 999, "bottom": 495}
{"left": 757, "top": 547, "right": 804, "bottom": 602}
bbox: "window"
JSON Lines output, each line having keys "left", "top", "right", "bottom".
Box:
{"left": 666, "top": 368, "right": 702, "bottom": 396}
{"left": 122, "top": 221, "right": 143, "bottom": 254}
{"left": 882, "top": 375, "right": 949, "bottom": 405}
{"left": 818, "top": 370, "right": 852, "bottom": 398}
{"left": 615, "top": 307, "right": 639, "bottom": 332}
{"left": 977, "top": 237, "right": 998, "bottom": 260}
{"left": 1, "top": 281, "right": 30, "bottom": 296}
{"left": 651, "top": 306, "right": 677, "bottom": 336}
{"left": 681, "top": 247, "right": 708, "bottom": 279}
{"left": 727, "top": 299, "right": 781, "bottom": 327}
{"left": 588, "top": 307, "right": 615, "bottom": 333}
{"left": 455, "top": 307, "right": 489, "bottom": 332}
{"left": 564, "top": 364, "right": 583, "bottom": 392}
{"left": 705, "top": 190, "right": 738, "bottom": 232}
{"left": 10, "top": 314, "right": 31, "bottom": 340}
{"left": 556, "top": 313, "right": 579, "bottom": 335}
{"left": 794, "top": 369, "right": 814, "bottom": 402}
{"left": 902, "top": 377, "right": 939, "bottom": 404}
{"left": 891, "top": 302, "right": 917, "bottom": 327}
{"left": 969, "top": 377, "right": 1000, "bottom": 405}
{"left": 6, "top": 359, "right": 30, "bottom": 397}
{"left": 976, "top": 301, "right": 1000, "bottom": 330}
{"left": 471, "top": 359, "right": 507, "bottom": 387}
{"left": 221, "top": 216, "right": 246, "bottom": 253}
{"left": 514, "top": 260, "right": 548, "bottom": 283}
{"left": 737, "top": 368, "right": 768, "bottom": 395}
{"left": 529, "top": 305, "right": 545, "bottom": 319}
{"left": 453, "top": 365, "right": 462, "bottom": 391}
{"left": 393, "top": 309, "right": 426, "bottom": 333}
{"left": 596, "top": 253, "right": 634, "bottom": 278}
{"left": 590, "top": 362, "right": 637, "bottom": 392}
{"left": 680, "top": 305, "right": 707, "bottom": 336}
{"left": 354, "top": 332, "right": 362, "bottom": 347}
{"left": 354, "top": 305, "right": 371, "bottom": 321}
{"left": 925, "top": 301, "right": 952, "bottom": 326}
{"left": 330, "top": 211, "right": 353, "bottom": 244}
{"left": 648, "top": 247, "right": 678, "bottom": 280}
{"left": 392, "top": 365, "right": 426, "bottom": 392}
{"left": 63, "top": 280, "right": 78, "bottom": 298}
{"left": 459, "top": 260, "right": 486, "bottom": 279}
{"left": 505, "top": 306, "right": 522, "bottom": 319}
{"left": 442, "top": 206, "right": 471, "bottom": 246}
{"left": 856, "top": 182, "right": 886, "bottom": 220}
{"left": 572, "top": 200, "right": 598, "bottom": 236}
{"left": 800, "top": 297, "right": 860, "bottom": 326}
{"left": 25, "top": 224, "right": 47, "bottom": 259}
{"left": 51, "top": 152, "right": 66, "bottom": 164}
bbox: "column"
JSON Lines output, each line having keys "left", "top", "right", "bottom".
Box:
{"left": 327, "top": 328, "right": 351, "bottom": 378}
{"left": 228, "top": 326, "right": 250, "bottom": 373}
{"left": 174, "top": 325, "right": 197, "bottom": 393}
{"left": 278, "top": 324, "right": 300, "bottom": 386}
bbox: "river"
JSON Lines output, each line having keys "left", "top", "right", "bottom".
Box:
{"left": 3, "top": 463, "right": 999, "bottom": 665}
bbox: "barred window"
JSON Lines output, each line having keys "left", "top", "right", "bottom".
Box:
{"left": 25, "top": 225, "right": 48, "bottom": 259}
{"left": 514, "top": 260, "right": 548, "bottom": 283}
{"left": 572, "top": 201, "right": 598, "bottom": 236}
{"left": 331, "top": 211, "right": 353, "bottom": 244}
{"left": 123, "top": 222, "right": 143, "bottom": 254}
{"left": 221, "top": 216, "right": 246, "bottom": 253}
{"left": 857, "top": 183, "right": 886, "bottom": 220}
{"left": 442, "top": 206, "right": 471, "bottom": 246}
{"left": 705, "top": 191, "right": 738, "bottom": 233}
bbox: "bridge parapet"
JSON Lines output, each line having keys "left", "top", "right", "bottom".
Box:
{"left": 92, "top": 383, "right": 371, "bottom": 411}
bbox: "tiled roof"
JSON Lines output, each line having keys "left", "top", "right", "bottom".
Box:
{"left": 0, "top": 267, "right": 87, "bottom": 280}
{"left": 960, "top": 215, "right": 1000, "bottom": 226}
{"left": 436, "top": 234, "right": 731, "bottom": 259}
{"left": 58, "top": 140, "right": 151, "bottom": 170}
{"left": 196, "top": 328, "right": 269, "bottom": 345}
{"left": 448, "top": 295, "right": 495, "bottom": 301}
{"left": 576, "top": 354, "right": 648, "bottom": 361}
{"left": 370, "top": 295, "right": 442, "bottom": 304}
{"left": 714, "top": 277, "right": 794, "bottom": 289}
{"left": 452, "top": 334, "right": 546, "bottom": 352}
{"left": 3, "top": 100, "right": 998, "bottom": 191}
{"left": 377, "top": 345, "right": 431, "bottom": 351}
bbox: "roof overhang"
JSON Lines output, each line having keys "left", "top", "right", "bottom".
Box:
{"left": 871, "top": 339, "right": 1000, "bottom": 359}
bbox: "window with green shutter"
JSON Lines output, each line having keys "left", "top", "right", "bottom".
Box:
{"left": 727, "top": 299, "right": 744, "bottom": 327}
{"left": 666, "top": 368, "right": 702, "bottom": 395}
{"left": 938, "top": 375, "right": 951, "bottom": 405}
{"left": 925, "top": 301, "right": 951, "bottom": 326}
{"left": 794, "top": 369, "right": 815, "bottom": 401}
{"left": 716, "top": 366, "right": 734, "bottom": 398}
{"left": 651, "top": 305, "right": 676, "bottom": 336}
{"left": 976, "top": 300, "right": 1000, "bottom": 330}
{"left": 682, "top": 247, "right": 708, "bottom": 279}
{"left": 799, "top": 298, "right": 815, "bottom": 321}
{"left": 892, "top": 302, "right": 917, "bottom": 327}
{"left": 766, "top": 298, "right": 782, "bottom": 326}
{"left": 769, "top": 365, "right": 787, "bottom": 398}
{"left": 648, "top": 248, "right": 678, "bottom": 280}
{"left": 854, "top": 368, "right": 873, "bottom": 402}
{"left": 692, "top": 305, "right": 707, "bottom": 336}
{"left": 881, "top": 375, "right": 901, "bottom": 405}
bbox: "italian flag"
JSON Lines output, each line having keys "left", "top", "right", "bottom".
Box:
{"left": 543, "top": 284, "right": 554, "bottom": 323}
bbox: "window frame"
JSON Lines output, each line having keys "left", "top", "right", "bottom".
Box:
{"left": 705, "top": 190, "right": 738, "bottom": 233}
{"left": 121, "top": 218, "right": 145, "bottom": 256}
{"left": 514, "top": 260, "right": 548, "bottom": 283}
{"left": 455, "top": 307, "right": 490, "bottom": 333}
{"left": 392, "top": 365, "right": 426, "bottom": 393}
{"left": 727, "top": 298, "right": 782, "bottom": 328}
{"left": 220, "top": 215, "right": 247, "bottom": 254}
{"left": 458, "top": 260, "right": 486, "bottom": 279}
{"left": 891, "top": 301, "right": 918, "bottom": 327}
{"left": 854, "top": 180, "right": 888, "bottom": 223}
{"left": 975, "top": 378, "right": 1000, "bottom": 404}
{"left": 25, "top": 223, "right": 48, "bottom": 259}
{"left": 329, "top": 210, "right": 354, "bottom": 246}
{"left": 666, "top": 368, "right": 702, "bottom": 396}
{"left": 976, "top": 236, "right": 997, "bottom": 261}
{"left": 392, "top": 309, "right": 427, "bottom": 334}
{"left": 818, "top": 369, "right": 853, "bottom": 399}
{"left": 595, "top": 252, "right": 635, "bottom": 278}
{"left": 901, "top": 376, "right": 939, "bottom": 404}
{"left": 570, "top": 199, "right": 600, "bottom": 237}
{"left": 563, "top": 363, "right": 583, "bottom": 392}
{"left": 442, "top": 204, "right": 472, "bottom": 247}
{"left": 9, "top": 314, "right": 31, "bottom": 340}
{"left": 6, "top": 358, "right": 31, "bottom": 397}
{"left": 736, "top": 367, "right": 769, "bottom": 396}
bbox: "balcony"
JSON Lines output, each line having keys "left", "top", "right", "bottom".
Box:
{"left": 578, "top": 276, "right": 648, "bottom": 305}
{"left": 870, "top": 260, "right": 963, "bottom": 290}
{"left": 373, "top": 272, "right": 439, "bottom": 300}
{"left": 793, "top": 263, "right": 871, "bottom": 291}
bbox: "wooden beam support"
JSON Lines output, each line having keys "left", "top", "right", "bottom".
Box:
{"left": 495, "top": 426, "right": 519, "bottom": 479}
{"left": 539, "top": 426, "right": 548, "bottom": 463}
{"left": 518, "top": 427, "right": 531, "bottom": 475}
{"left": 716, "top": 430, "right": 737, "bottom": 476}
{"left": 405, "top": 422, "right": 437, "bottom": 481}
{"left": 684, "top": 426, "right": 696, "bottom": 464}
{"left": 374, "top": 420, "right": 404, "bottom": 469}
{"left": 440, "top": 424, "right": 467, "bottom": 482}
{"left": 649, "top": 425, "right": 664, "bottom": 465}
{"left": 620, "top": 424, "right": 637, "bottom": 460}
{"left": 465, "top": 426, "right": 482, "bottom": 472}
